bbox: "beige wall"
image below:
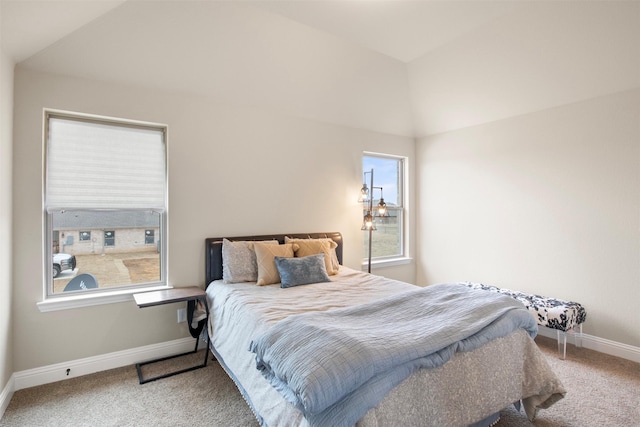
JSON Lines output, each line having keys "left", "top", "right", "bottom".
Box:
{"left": 11, "top": 68, "right": 415, "bottom": 371}
{"left": 0, "top": 47, "right": 15, "bottom": 395}
{"left": 417, "top": 90, "right": 640, "bottom": 347}
{"left": 413, "top": 0, "right": 640, "bottom": 349}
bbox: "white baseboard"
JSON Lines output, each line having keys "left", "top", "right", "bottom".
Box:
{"left": 0, "top": 374, "right": 15, "bottom": 420}
{"left": 12, "top": 337, "right": 196, "bottom": 391}
{"left": 537, "top": 327, "right": 640, "bottom": 363}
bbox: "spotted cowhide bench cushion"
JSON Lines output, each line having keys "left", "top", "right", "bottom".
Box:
{"left": 461, "top": 282, "right": 587, "bottom": 358}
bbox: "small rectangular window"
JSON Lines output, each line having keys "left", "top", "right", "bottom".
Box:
{"left": 104, "top": 230, "right": 115, "bottom": 247}
{"left": 145, "top": 229, "right": 155, "bottom": 245}
{"left": 362, "top": 154, "right": 405, "bottom": 260}
{"left": 79, "top": 231, "right": 91, "bottom": 241}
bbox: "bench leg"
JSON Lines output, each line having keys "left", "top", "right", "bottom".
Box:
{"left": 574, "top": 324, "right": 583, "bottom": 348}
{"left": 557, "top": 330, "right": 567, "bottom": 360}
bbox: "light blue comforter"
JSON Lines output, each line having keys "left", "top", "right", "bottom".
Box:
{"left": 249, "top": 283, "right": 538, "bottom": 427}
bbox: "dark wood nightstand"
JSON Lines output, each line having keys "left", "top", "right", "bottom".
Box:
{"left": 133, "top": 286, "right": 210, "bottom": 384}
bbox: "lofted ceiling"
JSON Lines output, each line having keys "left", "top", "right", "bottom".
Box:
{"left": 0, "top": 0, "right": 520, "bottom": 137}
{"left": 2, "top": 1, "right": 637, "bottom": 137}
{"left": 1, "top": 0, "right": 126, "bottom": 63}
{"left": 246, "top": 1, "right": 516, "bottom": 63}
{"left": 1, "top": 0, "right": 513, "bottom": 64}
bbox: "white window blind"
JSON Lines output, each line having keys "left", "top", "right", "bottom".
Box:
{"left": 46, "top": 116, "right": 166, "bottom": 212}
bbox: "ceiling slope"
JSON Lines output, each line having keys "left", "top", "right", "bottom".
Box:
{"left": 15, "top": 1, "right": 415, "bottom": 137}
{"left": 408, "top": 1, "right": 640, "bottom": 137}
{"left": 4, "top": 1, "right": 638, "bottom": 138}
{"left": 1, "top": 0, "right": 126, "bottom": 63}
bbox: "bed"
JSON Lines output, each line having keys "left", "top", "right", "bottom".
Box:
{"left": 205, "top": 232, "right": 565, "bottom": 427}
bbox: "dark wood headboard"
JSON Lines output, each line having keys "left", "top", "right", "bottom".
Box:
{"left": 205, "top": 232, "right": 343, "bottom": 285}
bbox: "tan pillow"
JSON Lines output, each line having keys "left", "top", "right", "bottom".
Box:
{"left": 222, "top": 239, "right": 278, "bottom": 283}
{"left": 254, "top": 243, "right": 297, "bottom": 286}
{"left": 285, "top": 237, "right": 339, "bottom": 275}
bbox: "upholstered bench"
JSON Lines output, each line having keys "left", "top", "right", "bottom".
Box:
{"left": 461, "top": 282, "right": 587, "bottom": 359}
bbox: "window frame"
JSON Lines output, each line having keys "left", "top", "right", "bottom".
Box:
{"left": 362, "top": 152, "right": 409, "bottom": 268}
{"left": 39, "top": 110, "right": 169, "bottom": 311}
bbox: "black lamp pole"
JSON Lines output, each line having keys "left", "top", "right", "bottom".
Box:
{"left": 366, "top": 169, "right": 374, "bottom": 273}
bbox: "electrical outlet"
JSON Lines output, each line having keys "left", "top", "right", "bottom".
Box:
{"left": 177, "top": 308, "right": 186, "bottom": 323}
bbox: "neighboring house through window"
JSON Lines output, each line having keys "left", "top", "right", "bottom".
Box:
{"left": 44, "top": 111, "right": 167, "bottom": 298}
{"left": 363, "top": 153, "right": 406, "bottom": 263}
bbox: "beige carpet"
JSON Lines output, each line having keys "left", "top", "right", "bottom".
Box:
{"left": 1, "top": 336, "right": 638, "bottom": 426}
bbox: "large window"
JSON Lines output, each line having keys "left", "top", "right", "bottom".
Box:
{"left": 363, "top": 154, "right": 405, "bottom": 261}
{"left": 44, "top": 111, "right": 167, "bottom": 298}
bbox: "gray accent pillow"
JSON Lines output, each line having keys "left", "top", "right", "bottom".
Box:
{"left": 222, "top": 239, "right": 278, "bottom": 283}
{"left": 274, "top": 253, "right": 331, "bottom": 288}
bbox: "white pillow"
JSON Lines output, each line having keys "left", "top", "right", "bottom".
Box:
{"left": 222, "top": 239, "right": 278, "bottom": 283}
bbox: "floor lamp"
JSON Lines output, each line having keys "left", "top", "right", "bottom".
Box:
{"left": 361, "top": 169, "right": 376, "bottom": 273}
{"left": 361, "top": 169, "right": 388, "bottom": 273}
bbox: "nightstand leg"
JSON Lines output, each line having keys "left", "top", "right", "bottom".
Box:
{"left": 136, "top": 297, "right": 211, "bottom": 384}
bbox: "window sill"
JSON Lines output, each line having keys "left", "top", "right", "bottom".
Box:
{"left": 37, "top": 284, "right": 172, "bottom": 312}
{"left": 362, "top": 256, "right": 413, "bottom": 270}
